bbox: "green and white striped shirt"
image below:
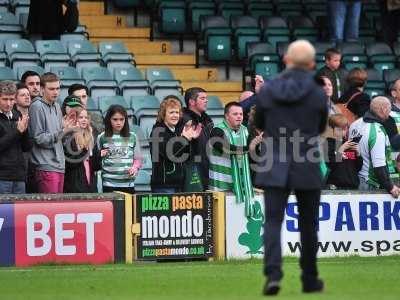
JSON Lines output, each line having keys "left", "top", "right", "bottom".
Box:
{"left": 97, "top": 132, "right": 139, "bottom": 188}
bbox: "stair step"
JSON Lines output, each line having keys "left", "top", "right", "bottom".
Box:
{"left": 88, "top": 28, "right": 150, "bottom": 40}
{"left": 124, "top": 41, "right": 172, "bottom": 55}
{"left": 80, "top": 15, "right": 126, "bottom": 28}
{"left": 79, "top": 1, "right": 104, "bottom": 16}
{"left": 215, "top": 93, "right": 242, "bottom": 105}
{"left": 172, "top": 68, "right": 218, "bottom": 82}
{"left": 135, "top": 54, "right": 195, "bottom": 67}
{"left": 181, "top": 81, "right": 242, "bottom": 93}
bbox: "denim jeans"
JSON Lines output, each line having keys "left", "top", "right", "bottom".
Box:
{"left": 328, "top": 1, "right": 361, "bottom": 42}
{"left": 0, "top": 180, "right": 26, "bottom": 194}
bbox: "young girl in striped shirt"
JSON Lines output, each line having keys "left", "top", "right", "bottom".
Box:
{"left": 97, "top": 105, "right": 142, "bottom": 194}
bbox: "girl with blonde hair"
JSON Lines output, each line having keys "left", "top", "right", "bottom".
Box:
{"left": 63, "top": 109, "right": 97, "bottom": 193}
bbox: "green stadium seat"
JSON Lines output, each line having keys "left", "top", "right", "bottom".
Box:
{"left": 158, "top": 0, "right": 186, "bottom": 34}
{"left": 60, "top": 25, "right": 89, "bottom": 42}
{"left": 134, "top": 169, "right": 151, "bottom": 192}
{"left": 145, "top": 67, "right": 182, "bottom": 100}
{"left": 207, "top": 95, "right": 224, "bottom": 124}
{"left": 247, "top": 0, "right": 274, "bottom": 20}
{"left": 157, "top": 0, "right": 186, "bottom": 51}
{"left": 16, "top": 65, "right": 45, "bottom": 80}
{"left": 288, "top": 16, "right": 319, "bottom": 42}
{"left": 384, "top": 69, "right": 400, "bottom": 88}
{"left": 98, "top": 41, "right": 135, "bottom": 72}
{"left": 260, "top": 16, "right": 290, "bottom": 48}
{"left": 276, "top": 2, "right": 303, "bottom": 17}
{"left": 0, "top": 11, "right": 23, "bottom": 39}
{"left": 0, "top": 66, "right": 17, "bottom": 81}
{"left": 393, "top": 42, "right": 400, "bottom": 57}
{"left": 67, "top": 40, "right": 102, "bottom": 73}
{"left": 231, "top": 15, "right": 261, "bottom": 61}
{"left": 366, "top": 43, "right": 396, "bottom": 76}
{"left": 131, "top": 95, "right": 160, "bottom": 139}
{"left": 243, "top": 41, "right": 280, "bottom": 89}
{"left": 196, "top": 15, "right": 232, "bottom": 78}
{"left": 217, "top": 0, "right": 245, "bottom": 20}
{"left": 365, "top": 68, "right": 386, "bottom": 98}
{"left": 51, "top": 66, "right": 82, "bottom": 81}
{"left": 35, "top": 40, "right": 71, "bottom": 71}
{"left": 338, "top": 42, "right": 368, "bottom": 70}
{"left": 82, "top": 67, "right": 119, "bottom": 99}
{"left": 5, "top": 39, "right": 40, "bottom": 69}
{"left": 86, "top": 97, "right": 99, "bottom": 111}
{"left": 131, "top": 124, "right": 150, "bottom": 148}
{"left": 51, "top": 65, "right": 85, "bottom": 101}
{"left": 188, "top": 0, "right": 215, "bottom": 33}
{"left": 113, "top": 0, "right": 141, "bottom": 26}
{"left": 114, "top": 66, "right": 151, "bottom": 98}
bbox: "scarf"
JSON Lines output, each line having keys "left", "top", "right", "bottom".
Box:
{"left": 209, "top": 120, "right": 255, "bottom": 216}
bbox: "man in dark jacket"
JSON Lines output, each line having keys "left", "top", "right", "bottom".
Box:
{"left": 0, "top": 81, "right": 32, "bottom": 194}
{"left": 182, "top": 87, "right": 214, "bottom": 189}
{"left": 27, "top": 0, "right": 78, "bottom": 40}
{"left": 254, "top": 40, "right": 328, "bottom": 295}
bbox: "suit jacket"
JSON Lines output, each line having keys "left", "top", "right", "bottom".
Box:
{"left": 254, "top": 68, "right": 328, "bottom": 190}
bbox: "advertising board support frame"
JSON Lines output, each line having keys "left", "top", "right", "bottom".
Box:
{"left": 125, "top": 192, "right": 226, "bottom": 262}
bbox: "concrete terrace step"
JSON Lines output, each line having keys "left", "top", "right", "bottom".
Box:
{"left": 135, "top": 54, "right": 195, "bottom": 67}
{"left": 79, "top": 1, "right": 104, "bottom": 16}
{"left": 80, "top": 15, "right": 126, "bottom": 28}
{"left": 214, "top": 93, "right": 242, "bottom": 105}
{"left": 124, "top": 41, "right": 172, "bottom": 55}
{"left": 172, "top": 68, "right": 218, "bottom": 82}
{"left": 88, "top": 28, "right": 150, "bottom": 40}
{"left": 181, "top": 81, "right": 242, "bottom": 93}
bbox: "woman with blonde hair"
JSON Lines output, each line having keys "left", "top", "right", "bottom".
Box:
{"left": 150, "top": 95, "right": 201, "bottom": 193}
{"left": 63, "top": 108, "right": 97, "bottom": 193}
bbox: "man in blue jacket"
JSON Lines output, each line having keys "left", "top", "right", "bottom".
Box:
{"left": 254, "top": 40, "right": 328, "bottom": 295}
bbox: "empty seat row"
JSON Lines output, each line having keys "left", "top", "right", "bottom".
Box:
{"left": 0, "top": 64, "right": 185, "bottom": 101}
{"left": 0, "top": 39, "right": 134, "bottom": 72}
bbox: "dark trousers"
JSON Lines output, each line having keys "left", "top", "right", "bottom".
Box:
{"left": 103, "top": 186, "right": 135, "bottom": 194}
{"left": 379, "top": 3, "right": 400, "bottom": 46}
{"left": 263, "top": 188, "right": 320, "bottom": 283}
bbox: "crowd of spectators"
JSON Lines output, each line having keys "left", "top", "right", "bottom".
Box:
{"left": 1, "top": 50, "right": 400, "bottom": 198}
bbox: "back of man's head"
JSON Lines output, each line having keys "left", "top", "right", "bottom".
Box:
{"left": 370, "top": 96, "right": 391, "bottom": 119}
{"left": 21, "top": 70, "right": 40, "bottom": 84}
{"left": 184, "top": 87, "right": 206, "bottom": 108}
{"left": 284, "top": 40, "right": 316, "bottom": 70}
{"left": 40, "top": 72, "right": 59, "bottom": 87}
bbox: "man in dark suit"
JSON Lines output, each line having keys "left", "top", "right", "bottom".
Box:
{"left": 254, "top": 40, "right": 328, "bottom": 296}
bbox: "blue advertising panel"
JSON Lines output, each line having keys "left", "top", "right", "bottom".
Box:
{"left": 0, "top": 204, "right": 15, "bottom": 266}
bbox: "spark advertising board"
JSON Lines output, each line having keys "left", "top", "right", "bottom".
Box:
{"left": 135, "top": 193, "right": 214, "bottom": 260}
{"left": 0, "top": 201, "right": 114, "bottom": 267}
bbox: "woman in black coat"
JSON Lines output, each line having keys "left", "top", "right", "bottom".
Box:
{"left": 150, "top": 96, "right": 199, "bottom": 193}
